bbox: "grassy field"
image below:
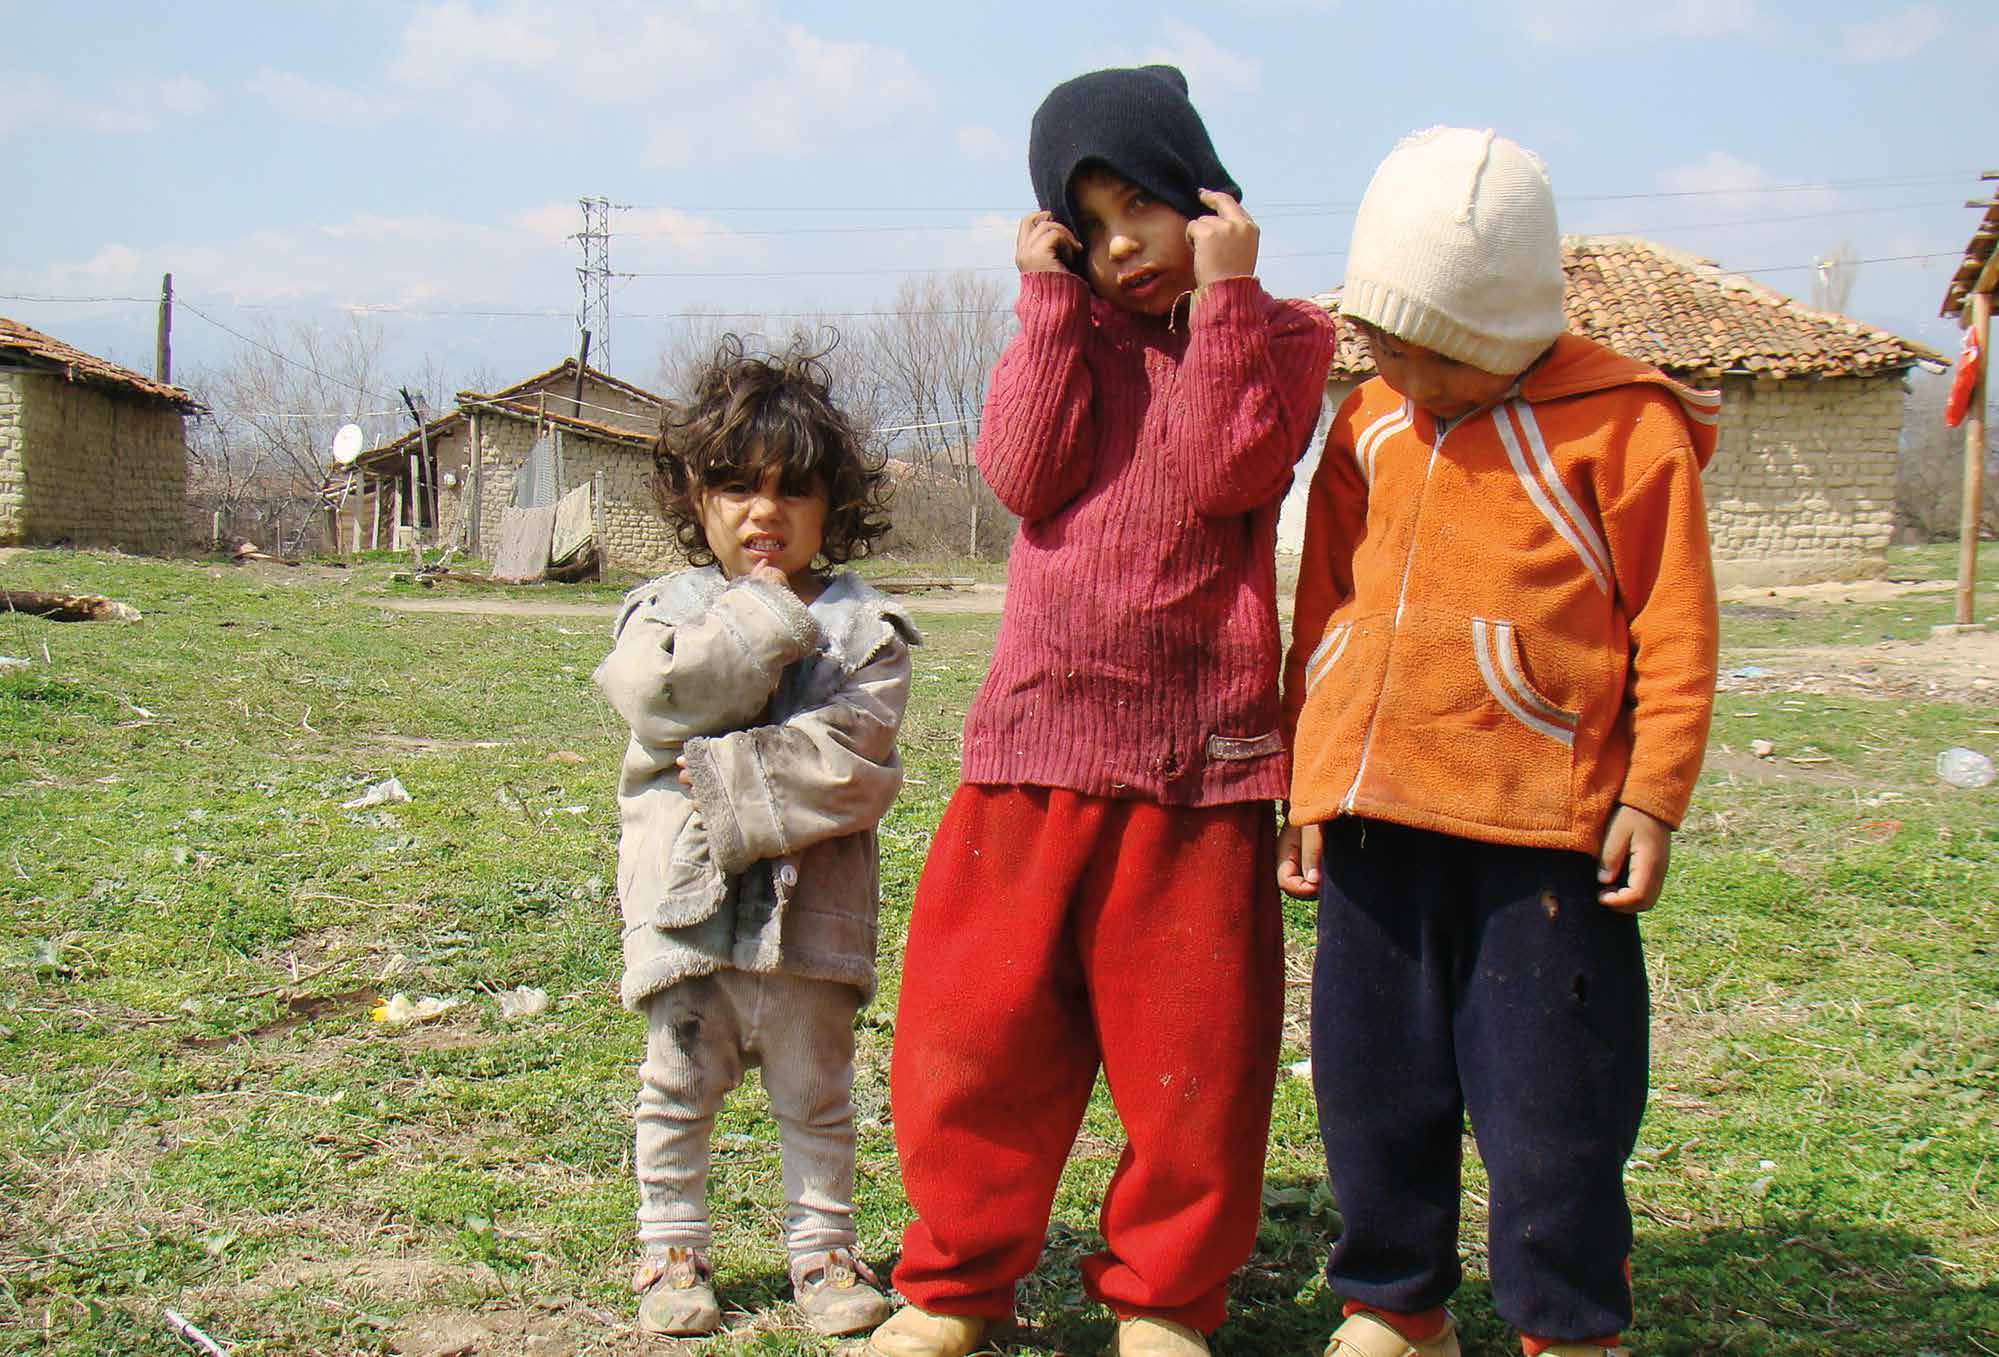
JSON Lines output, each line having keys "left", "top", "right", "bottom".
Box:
{"left": 1, "top": 546, "right": 1995, "bottom": 1356}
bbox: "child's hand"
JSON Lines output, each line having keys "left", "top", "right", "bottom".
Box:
{"left": 745, "top": 559, "right": 791, "bottom": 592}
{"left": 1277, "top": 820, "right": 1322, "bottom": 898}
{"left": 1598, "top": 804, "right": 1671, "bottom": 912}
{"left": 1015, "top": 210, "right": 1081, "bottom": 275}
{"left": 1187, "top": 189, "right": 1259, "bottom": 287}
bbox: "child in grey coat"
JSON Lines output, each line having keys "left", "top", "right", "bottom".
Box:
{"left": 594, "top": 335, "right": 917, "bottom": 1338}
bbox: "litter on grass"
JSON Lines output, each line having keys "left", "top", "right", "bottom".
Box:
{"left": 1936, "top": 747, "right": 1995, "bottom": 788}
{"left": 496, "top": 985, "right": 549, "bottom": 1020}
{"left": 371, "top": 993, "right": 459, "bottom": 1026}
{"left": 342, "top": 775, "right": 411, "bottom": 809}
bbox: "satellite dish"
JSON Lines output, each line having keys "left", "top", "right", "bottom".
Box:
{"left": 331, "top": 423, "right": 365, "bottom": 466}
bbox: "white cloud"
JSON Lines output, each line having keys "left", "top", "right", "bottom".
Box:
{"left": 1519, "top": 0, "right": 1760, "bottom": 43}
{"left": 954, "top": 125, "right": 1013, "bottom": 162}
{"left": 1658, "top": 150, "right": 1773, "bottom": 198}
{"left": 0, "top": 71, "right": 215, "bottom": 134}
{"left": 1117, "top": 21, "right": 1262, "bottom": 99}
{"left": 5, "top": 200, "right": 765, "bottom": 320}
{"left": 245, "top": 68, "right": 397, "bottom": 128}
{"left": 1842, "top": 4, "right": 1945, "bottom": 60}
{"left": 1649, "top": 0, "right": 1759, "bottom": 36}
{"left": 1652, "top": 150, "right": 1837, "bottom": 220}
{"left": 247, "top": 2, "right": 931, "bottom": 165}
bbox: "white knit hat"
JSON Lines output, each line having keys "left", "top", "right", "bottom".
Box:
{"left": 1342, "top": 127, "right": 1566, "bottom": 374}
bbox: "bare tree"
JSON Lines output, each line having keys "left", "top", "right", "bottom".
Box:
{"left": 857, "top": 272, "right": 1014, "bottom": 556}
{"left": 654, "top": 308, "right": 890, "bottom": 449}
{"left": 1899, "top": 368, "right": 1998, "bottom": 542}
{"left": 182, "top": 316, "right": 398, "bottom": 553}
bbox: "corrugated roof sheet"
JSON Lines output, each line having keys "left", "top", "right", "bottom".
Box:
{"left": 1941, "top": 186, "right": 1998, "bottom": 320}
{"left": 0, "top": 316, "right": 203, "bottom": 411}
{"left": 1318, "top": 235, "right": 1943, "bottom": 381}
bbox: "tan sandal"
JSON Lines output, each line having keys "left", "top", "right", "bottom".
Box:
{"left": 863, "top": 1304, "right": 989, "bottom": 1357}
{"left": 1324, "top": 1310, "right": 1461, "bottom": 1357}
{"left": 634, "top": 1246, "right": 721, "bottom": 1336}
{"left": 791, "top": 1248, "right": 893, "bottom": 1336}
{"left": 1104, "top": 1315, "right": 1209, "bottom": 1355}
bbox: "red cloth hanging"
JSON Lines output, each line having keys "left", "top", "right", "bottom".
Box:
{"left": 1945, "top": 323, "right": 1983, "bottom": 428}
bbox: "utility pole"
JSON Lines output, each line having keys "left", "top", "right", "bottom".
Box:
{"left": 155, "top": 273, "right": 173, "bottom": 384}
{"left": 574, "top": 197, "right": 613, "bottom": 374}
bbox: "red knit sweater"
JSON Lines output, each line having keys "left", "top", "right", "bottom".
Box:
{"left": 960, "top": 271, "right": 1337, "bottom": 805}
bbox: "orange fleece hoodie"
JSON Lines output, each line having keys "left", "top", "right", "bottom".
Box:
{"left": 1284, "top": 333, "right": 1719, "bottom": 854}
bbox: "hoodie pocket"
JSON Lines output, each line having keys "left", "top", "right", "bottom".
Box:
{"left": 1302, "top": 622, "right": 1354, "bottom": 697}
{"left": 654, "top": 810, "right": 730, "bottom": 928}
{"left": 1472, "top": 618, "right": 1580, "bottom": 747}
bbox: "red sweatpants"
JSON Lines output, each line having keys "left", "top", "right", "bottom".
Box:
{"left": 889, "top": 784, "right": 1285, "bottom": 1334}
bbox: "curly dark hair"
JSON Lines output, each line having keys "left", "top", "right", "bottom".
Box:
{"left": 651, "top": 333, "right": 891, "bottom": 569}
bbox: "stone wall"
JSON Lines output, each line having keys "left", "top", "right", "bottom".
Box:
{"left": 1277, "top": 373, "right": 1906, "bottom": 586}
{"left": 0, "top": 368, "right": 186, "bottom": 553}
{"left": 1703, "top": 374, "right": 1903, "bottom": 585}
{"left": 470, "top": 414, "right": 675, "bottom": 572}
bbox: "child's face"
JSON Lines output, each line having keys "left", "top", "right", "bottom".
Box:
{"left": 1361, "top": 323, "right": 1520, "bottom": 423}
{"left": 695, "top": 462, "right": 827, "bottom": 592}
{"left": 1071, "top": 168, "right": 1197, "bottom": 317}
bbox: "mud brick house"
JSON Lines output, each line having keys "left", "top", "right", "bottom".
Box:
{"left": 0, "top": 317, "right": 200, "bottom": 553}
{"left": 1282, "top": 236, "right": 1943, "bottom": 585}
{"left": 331, "top": 358, "right": 680, "bottom": 570}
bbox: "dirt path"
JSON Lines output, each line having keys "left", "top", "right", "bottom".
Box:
{"left": 374, "top": 596, "right": 618, "bottom": 618}
{"left": 372, "top": 581, "right": 1009, "bottom": 620}
{"left": 1721, "top": 628, "right": 1998, "bottom": 700}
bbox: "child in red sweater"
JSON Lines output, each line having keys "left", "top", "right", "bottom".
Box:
{"left": 868, "top": 65, "right": 1336, "bottom": 1357}
{"left": 1281, "top": 128, "right": 1719, "bottom": 1357}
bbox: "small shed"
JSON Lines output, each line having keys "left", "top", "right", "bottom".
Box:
{"left": 1283, "top": 236, "right": 1944, "bottom": 586}
{"left": 331, "top": 359, "right": 681, "bottom": 571}
{"left": 0, "top": 316, "right": 201, "bottom": 553}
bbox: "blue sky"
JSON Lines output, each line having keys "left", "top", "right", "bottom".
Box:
{"left": 4, "top": 0, "right": 1993, "bottom": 408}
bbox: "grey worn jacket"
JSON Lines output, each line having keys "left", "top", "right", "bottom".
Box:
{"left": 594, "top": 567, "right": 918, "bottom": 1009}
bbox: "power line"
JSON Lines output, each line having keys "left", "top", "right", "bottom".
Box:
{"left": 2, "top": 246, "right": 1967, "bottom": 328}
{"left": 607, "top": 170, "right": 1979, "bottom": 219}
{"left": 173, "top": 299, "right": 393, "bottom": 402}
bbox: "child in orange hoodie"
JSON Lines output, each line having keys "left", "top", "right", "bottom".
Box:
{"left": 1280, "top": 128, "right": 1719, "bottom": 1357}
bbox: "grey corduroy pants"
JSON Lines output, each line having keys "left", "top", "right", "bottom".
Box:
{"left": 635, "top": 969, "right": 863, "bottom": 1258}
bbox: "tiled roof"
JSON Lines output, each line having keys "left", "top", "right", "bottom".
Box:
{"left": 352, "top": 411, "right": 465, "bottom": 470}
{"left": 1941, "top": 182, "right": 1998, "bottom": 320}
{"left": 461, "top": 394, "right": 655, "bottom": 448}
{"left": 0, "top": 316, "right": 203, "bottom": 411}
{"left": 1318, "top": 235, "right": 1943, "bottom": 382}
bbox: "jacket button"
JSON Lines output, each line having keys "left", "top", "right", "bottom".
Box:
{"left": 777, "top": 863, "right": 798, "bottom": 888}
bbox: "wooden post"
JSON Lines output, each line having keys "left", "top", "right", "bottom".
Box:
{"left": 155, "top": 273, "right": 173, "bottom": 384}
{"left": 469, "top": 411, "right": 484, "bottom": 557}
{"left": 592, "top": 468, "right": 606, "bottom": 576}
{"left": 390, "top": 482, "right": 402, "bottom": 551}
{"left": 572, "top": 330, "right": 592, "bottom": 419}
{"left": 370, "top": 482, "right": 381, "bottom": 550}
{"left": 1959, "top": 287, "right": 1991, "bottom": 626}
{"left": 399, "top": 388, "right": 432, "bottom": 542}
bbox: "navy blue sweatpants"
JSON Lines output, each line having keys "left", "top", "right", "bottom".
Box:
{"left": 1309, "top": 817, "right": 1649, "bottom": 1342}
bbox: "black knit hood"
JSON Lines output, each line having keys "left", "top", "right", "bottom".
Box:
{"left": 1028, "top": 65, "right": 1240, "bottom": 237}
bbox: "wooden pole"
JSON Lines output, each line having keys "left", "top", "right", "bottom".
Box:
{"left": 155, "top": 274, "right": 172, "bottom": 384}
{"left": 572, "top": 330, "right": 592, "bottom": 419}
{"left": 592, "top": 468, "right": 606, "bottom": 576}
{"left": 390, "top": 482, "right": 402, "bottom": 551}
{"left": 370, "top": 482, "right": 381, "bottom": 550}
{"left": 399, "top": 388, "right": 431, "bottom": 542}
{"left": 1958, "top": 287, "right": 1991, "bottom": 626}
{"left": 469, "top": 411, "right": 484, "bottom": 557}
